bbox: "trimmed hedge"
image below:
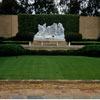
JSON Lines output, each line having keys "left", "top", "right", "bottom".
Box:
{"left": 16, "top": 31, "right": 34, "bottom": 41}
{"left": 0, "top": 41, "right": 29, "bottom": 44}
{"left": 65, "top": 32, "right": 82, "bottom": 41}
{"left": 0, "top": 44, "right": 100, "bottom": 57}
{"left": 78, "top": 45, "right": 100, "bottom": 57}
{"left": 18, "top": 14, "right": 79, "bottom": 33}
{"left": 0, "top": 44, "right": 26, "bottom": 56}
{"left": 71, "top": 41, "right": 100, "bottom": 45}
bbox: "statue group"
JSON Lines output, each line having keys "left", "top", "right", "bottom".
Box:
{"left": 34, "top": 23, "right": 65, "bottom": 41}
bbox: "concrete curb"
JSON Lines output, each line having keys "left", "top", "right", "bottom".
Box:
{"left": 0, "top": 80, "right": 100, "bottom": 83}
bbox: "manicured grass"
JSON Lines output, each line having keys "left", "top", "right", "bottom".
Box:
{"left": 0, "top": 56, "right": 100, "bottom": 80}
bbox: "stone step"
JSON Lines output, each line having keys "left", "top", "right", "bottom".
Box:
{"left": 23, "top": 45, "right": 83, "bottom": 50}
{"left": 31, "top": 41, "right": 68, "bottom": 46}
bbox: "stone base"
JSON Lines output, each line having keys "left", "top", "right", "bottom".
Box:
{"left": 32, "top": 41, "right": 68, "bottom": 46}
{"left": 34, "top": 37, "right": 65, "bottom": 41}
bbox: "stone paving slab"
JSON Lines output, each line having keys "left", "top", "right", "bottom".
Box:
{"left": 10, "top": 95, "right": 28, "bottom": 99}
{"left": 0, "top": 80, "right": 100, "bottom": 99}
{"left": 0, "top": 89, "right": 100, "bottom": 99}
{"left": 27, "top": 96, "right": 43, "bottom": 99}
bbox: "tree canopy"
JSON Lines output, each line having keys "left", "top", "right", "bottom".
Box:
{"left": 0, "top": 0, "right": 100, "bottom": 16}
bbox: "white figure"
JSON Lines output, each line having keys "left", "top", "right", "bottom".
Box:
{"left": 36, "top": 23, "right": 46, "bottom": 36}
{"left": 57, "top": 23, "right": 64, "bottom": 36}
{"left": 47, "top": 26, "right": 51, "bottom": 35}
{"left": 34, "top": 23, "right": 65, "bottom": 41}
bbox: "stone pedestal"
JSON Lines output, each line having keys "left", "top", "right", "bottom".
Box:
{"left": 32, "top": 41, "right": 67, "bottom": 46}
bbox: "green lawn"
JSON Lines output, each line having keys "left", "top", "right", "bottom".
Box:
{"left": 0, "top": 56, "right": 100, "bottom": 80}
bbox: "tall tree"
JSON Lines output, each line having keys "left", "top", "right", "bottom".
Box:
{"left": 33, "top": 0, "right": 57, "bottom": 14}
{"left": 88, "top": 0, "right": 100, "bottom": 16}
{"left": 0, "top": 0, "right": 34, "bottom": 14}
{"left": 0, "top": 0, "right": 19, "bottom": 14}
{"left": 69, "top": 0, "right": 80, "bottom": 14}
{"left": 18, "top": 0, "right": 34, "bottom": 14}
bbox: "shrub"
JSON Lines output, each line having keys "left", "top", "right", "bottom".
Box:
{"left": 71, "top": 41, "right": 100, "bottom": 45}
{"left": 6, "top": 36, "right": 17, "bottom": 41}
{"left": 16, "top": 31, "right": 34, "bottom": 41}
{"left": 0, "top": 37, "right": 6, "bottom": 41}
{"left": 0, "top": 44, "right": 27, "bottom": 56}
{"left": 0, "top": 44, "right": 99, "bottom": 57}
{"left": 78, "top": 45, "right": 100, "bottom": 57}
{"left": 0, "top": 41, "right": 29, "bottom": 45}
{"left": 27, "top": 49, "right": 77, "bottom": 56}
{"left": 97, "top": 37, "right": 100, "bottom": 41}
{"left": 18, "top": 14, "right": 79, "bottom": 33}
{"left": 65, "top": 32, "right": 82, "bottom": 42}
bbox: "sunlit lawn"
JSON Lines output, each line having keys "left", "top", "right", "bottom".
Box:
{"left": 0, "top": 56, "right": 100, "bottom": 80}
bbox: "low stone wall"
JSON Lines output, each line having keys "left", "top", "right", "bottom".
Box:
{"left": 0, "top": 15, "right": 18, "bottom": 38}
{"left": 80, "top": 17, "right": 100, "bottom": 39}
{"left": 32, "top": 41, "right": 67, "bottom": 46}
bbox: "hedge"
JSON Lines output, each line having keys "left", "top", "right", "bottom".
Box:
{"left": 0, "top": 44, "right": 100, "bottom": 57}
{"left": 78, "top": 45, "right": 100, "bottom": 57}
{"left": 16, "top": 31, "right": 34, "bottom": 41}
{"left": 65, "top": 32, "right": 82, "bottom": 41}
{"left": 71, "top": 41, "right": 100, "bottom": 45}
{"left": 0, "top": 44, "right": 26, "bottom": 56}
{"left": 18, "top": 14, "right": 79, "bottom": 34}
{"left": 0, "top": 41, "right": 29, "bottom": 44}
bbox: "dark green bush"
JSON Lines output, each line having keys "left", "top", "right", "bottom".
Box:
{"left": 0, "top": 41, "right": 29, "bottom": 44}
{"left": 71, "top": 41, "right": 100, "bottom": 45}
{"left": 78, "top": 45, "right": 100, "bottom": 57}
{"left": 18, "top": 14, "right": 79, "bottom": 33}
{"left": 0, "top": 37, "right": 6, "bottom": 41}
{"left": 16, "top": 31, "right": 34, "bottom": 41}
{"left": 0, "top": 44, "right": 99, "bottom": 57}
{"left": 0, "top": 44, "right": 27, "bottom": 56}
{"left": 97, "top": 37, "right": 100, "bottom": 41}
{"left": 6, "top": 36, "right": 17, "bottom": 41}
{"left": 27, "top": 49, "right": 77, "bottom": 56}
{"left": 65, "top": 32, "right": 82, "bottom": 42}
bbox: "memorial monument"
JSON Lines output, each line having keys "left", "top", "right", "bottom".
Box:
{"left": 33, "top": 23, "right": 65, "bottom": 41}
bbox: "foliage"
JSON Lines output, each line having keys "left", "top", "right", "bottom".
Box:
{"left": 17, "top": 0, "right": 34, "bottom": 14}
{"left": 78, "top": 45, "right": 100, "bottom": 57}
{"left": 0, "top": 44, "right": 26, "bottom": 56}
{"left": 0, "top": 0, "right": 19, "bottom": 14}
{"left": 0, "top": 41, "right": 29, "bottom": 44}
{"left": 57, "top": 0, "right": 100, "bottom": 16}
{"left": 97, "top": 37, "right": 100, "bottom": 41}
{"left": 0, "top": 43, "right": 100, "bottom": 57}
{"left": 0, "top": 37, "right": 6, "bottom": 41}
{"left": 16, "top": 31, "right": 34, "bottom": 41}
{"left": 0, "top": 0, "right": 34, "bottom": 14}
{"left": 18, "top": 14, "right": 79, "bottom": 34}
{"left": 71, "top": 41, "right": 100, "bottom": 45}
{"left": 65, "top": 32, "right": 82, "bottom": 42}
{"left": 0, "top": 0, "right": 57, "bottom": 14}
{"left": 33, "top": 0, "right": 58, "bottom": 14}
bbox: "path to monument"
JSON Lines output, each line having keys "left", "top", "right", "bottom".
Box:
{"left": 0, "top": 80, "right": 100, "bottom": 99}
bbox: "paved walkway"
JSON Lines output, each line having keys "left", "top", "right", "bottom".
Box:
{"left": 1, "top": 88, "right": 100, "bottom": 99}
{"left": 0, "top": 80, "right": 100, "bottom": 99}
{"left": 23, "top": 45, "right": 84, "bottom": 50}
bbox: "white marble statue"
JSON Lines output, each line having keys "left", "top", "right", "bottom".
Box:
{"left": 34, "top": 23, "right": 65, "bottom": 41}
{"left": 36, "top": 23, "right": 46, "bottom": 36}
